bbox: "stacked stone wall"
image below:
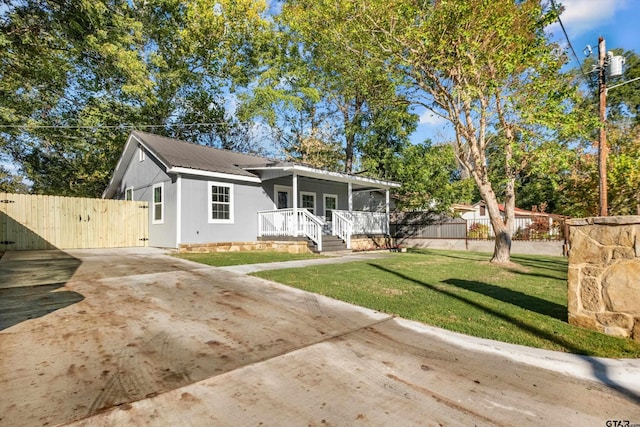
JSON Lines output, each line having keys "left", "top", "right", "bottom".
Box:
{"left": 567, "top": 216, "right": 640, "bottom": 341}
{"left": 350, "top": 235, "right": 395, "bottom": 251}
{"left": 179, "top": 241, "right": 312, "bottom": 254}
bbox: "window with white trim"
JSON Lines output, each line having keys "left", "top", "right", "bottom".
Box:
{"left": 152, "top": 183, "right": 164, "bottom": 224}
{"left": 208, "top": 182, "right": 234, "bottom": 223}
{"left": 324, "top": 194, "right": 337, "bottom": 221}
{"left": 300, "top": 191, "right": 316, "bottom": 214}
{"left": 125, "top": 187, "right": 133, "bottom": 201}
{"left": 138, "top": 146, "right": 145, "bottom": 162}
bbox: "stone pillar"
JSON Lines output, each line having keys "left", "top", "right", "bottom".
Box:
{"left": 567, "top": 216, "right": 640, "bottom": 341}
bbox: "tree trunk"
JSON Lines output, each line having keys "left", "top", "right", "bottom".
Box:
{"left": 492, "top": 223, "right": 512, "bottom": 263}
{"left": 474, "top": 180, "right": 513, "bottom": 264}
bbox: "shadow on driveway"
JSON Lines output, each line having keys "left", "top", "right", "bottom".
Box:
{"left": 0, "top": 251, "right": 83, "bottom": 331}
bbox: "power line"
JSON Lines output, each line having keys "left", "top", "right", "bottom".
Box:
{"left": 0, "top": 122, "right": 232, "bottom": 130}
{"left": 550, "top": 0, "right": 595, "bottom": 90}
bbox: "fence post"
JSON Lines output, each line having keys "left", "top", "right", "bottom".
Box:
{"left": 465, "top": 219, "right": 469, "bottom": 250}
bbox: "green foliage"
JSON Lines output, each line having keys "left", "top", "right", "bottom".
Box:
{"left": 605, "top": 49, "right": 640, "bottom": 124}
{"left": 241, "top": 0, "right": 416, "bottom": 173}
{"left": 515, "top": 50, "right": 640, "bottom": 217}
{"left": 382, "top": 141, "right": 474, "bottom": 211}
{"left": 467, "top": 222, "right": 490, "bottom": 239}
{"left": 300, "top": 0, "right": 585, "bottom": 262}
{"left": 0, "top": 0, "right": 270, "bottom": 197}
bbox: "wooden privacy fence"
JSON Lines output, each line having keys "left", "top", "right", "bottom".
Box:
{"left": 0, "top": 193, "right": 148, "bottom": 250}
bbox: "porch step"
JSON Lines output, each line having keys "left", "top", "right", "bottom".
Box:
{"left": 315, "top": 235, "right": 348, "bottom": 253}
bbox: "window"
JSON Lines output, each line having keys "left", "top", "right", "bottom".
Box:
{"left": 138, "top": 146, "right": 145, "bottom": 162}
{"left": 300, "top": 192, "right": 316, "bottom": 214}
{"left": 125, "top": 187, "right": 133, "bottom": 201}
{"left": 152, "top": 183, "right": 163, "bottom": 224}
{"left": 209, "top": 182, "right": 234, "bottom": 223}
{"left": 324, "top": 194, "right": 337, "bottom": 221}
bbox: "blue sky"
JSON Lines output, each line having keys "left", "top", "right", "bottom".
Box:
{"left": 411, "top": 0, "right": 640, "bottom": 144}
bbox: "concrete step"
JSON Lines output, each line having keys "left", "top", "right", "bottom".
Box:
{"left": 308, "top": 235, "right": 348, "bottom": 253}
{"left": 317, "top": 236, "right": 347, "bottom": 253}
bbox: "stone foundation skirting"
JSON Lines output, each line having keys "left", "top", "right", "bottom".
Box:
{"left": 567, "top": 216, "right": 640, "bottom": 341}
{"left": 179, "top": 241, "right": 312, "bottom": 254}
{"left": 351, "top": 235, "right": 395, "bottom": 251}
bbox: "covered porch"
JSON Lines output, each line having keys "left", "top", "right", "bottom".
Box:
{"left": 250, "top": 164, "right": 400, "bottom": 252}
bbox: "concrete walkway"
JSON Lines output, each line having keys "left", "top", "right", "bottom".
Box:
{"left": 219, "top": 251, "right": 392, "bottom": 274}
{"left": 1, "top": 248, "right": 639, "bottom": 426}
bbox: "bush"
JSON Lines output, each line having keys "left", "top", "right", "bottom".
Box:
{"left": 468, "top": 222, "right": 490, "bottom": 239}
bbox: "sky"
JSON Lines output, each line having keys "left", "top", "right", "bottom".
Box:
{"left": 411, "top": 0, "right": 640, "bottom": 144}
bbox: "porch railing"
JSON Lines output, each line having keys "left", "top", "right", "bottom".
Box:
{"left": 348, "top": 211, "right": 388, "bottom": 235}
{"left": 332, "top": 210, "right": 353, "bottom": 249}
{"left": 257, "top": 208, "right": 323, "bottom": 251}
{"left": 258, "top": 208, "right": 390, "bottom": 251}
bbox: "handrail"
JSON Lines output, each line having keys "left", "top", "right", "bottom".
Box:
{"left": 258, "top": 208, "right": 388, "bottom": 251}
{"left": 258, "top": 208, "right": 324, "bottom": 251}
{"left": 298, "top": 209, "right": 323, "bottom": 252}
{"left": 332, "top": 210, "right": 353, "bottom": 249}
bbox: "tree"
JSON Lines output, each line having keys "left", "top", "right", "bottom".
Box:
{"left": 314, "top": 0, "right": 583, "bottom": 263}
{"left": 241, "top": 0, "right": 415, "bottom": 175}
{"left": 0, "top": 0, "right": 270, "bottom": 196}
{"left": 523, "top": 49, "right": 640, "bottom": 217}
{"left": 384, "top": 141, "right": 474, "bottom": 212}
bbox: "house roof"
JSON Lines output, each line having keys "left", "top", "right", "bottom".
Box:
{"left": 468, "top": 201, "right": 550, "bottom": 217}
{"left": 133, "top": 131, "right": 277, "bottom": 179}
{"left": 102, "top": 131, "right": 400, "bottom": 199}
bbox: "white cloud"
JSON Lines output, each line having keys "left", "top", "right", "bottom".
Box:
{"left": 419, "top": 110, "right": 448, "bottom": 126}
{"left": 546, "top": 0, "right": 630, "bottom": 39}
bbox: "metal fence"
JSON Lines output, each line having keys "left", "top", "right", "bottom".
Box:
{"left": 391, "top": 214, "right": 566, "bottom": 242}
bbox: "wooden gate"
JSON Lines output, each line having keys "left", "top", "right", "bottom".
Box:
{"left": 0, "top": 193, "right": 148, "bottom": 250}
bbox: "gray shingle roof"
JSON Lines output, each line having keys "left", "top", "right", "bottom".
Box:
{"left": 133, "top": 131, "right": 276, "bottom": 178}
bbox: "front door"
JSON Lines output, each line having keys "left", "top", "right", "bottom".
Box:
{"left": 273, "top": 185, "right": 293, "bottom": 233}
{"left": 324, "top": 194, "right": 337, "bottom": 222}
{"left": 275, "top": 185, "right": 292, "bottom": 209}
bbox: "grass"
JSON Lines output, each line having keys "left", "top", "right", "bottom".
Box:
{"left": 174, "top": 250, "right": 322, "bottom": 267}
{"left": 251, "top": 249, "right": 640, "bottom": 358}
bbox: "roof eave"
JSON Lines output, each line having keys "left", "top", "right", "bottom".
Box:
{"left": 167, "top": 167, "right": 261, "bottom": 183}
{"left": 244, "top": 164, "right": 401, "bottom": 189}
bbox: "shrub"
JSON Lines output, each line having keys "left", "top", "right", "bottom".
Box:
{"left": 468, "top": 222, "right": 490, "bottom": 239}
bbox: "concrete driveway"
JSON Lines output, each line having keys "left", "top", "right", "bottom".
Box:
{"left": 1, "top": 248, "right": 639, "bottom": 426}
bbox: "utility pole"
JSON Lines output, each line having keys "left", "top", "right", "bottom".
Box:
{"left": 598, "top": 36, "right": 608, "bottom": 216}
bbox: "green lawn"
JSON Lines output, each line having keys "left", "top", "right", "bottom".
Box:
{"left": 174, "top": 251, "right": 322, "bottom": 267}
{"left": 252, "top": 249, "right": 640, "bottom": 358}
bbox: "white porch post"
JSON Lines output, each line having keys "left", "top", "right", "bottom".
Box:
{"left": 292, "top": 172, "right": 298, "bottom": 236}
{"left": 348, "top": 182, "right": 353, "bottom": 212}
{"left": 385, "top": 188, "right": 390, "bottom": 235}
{"left": 176, "top": 174, "right": 182, "bottom": 249}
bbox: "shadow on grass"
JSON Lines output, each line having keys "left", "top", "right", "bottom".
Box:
{"left": 368, "top": 263, "right": 640, "bottom": 405}
{"left": 510, "top": 256, "right": 568, "bottom": 274}
{"left": 441, "top": 278, "right": 567, "bottom": 321}
{"left": 411, "top": 249, "right": 568, "bottom": 281}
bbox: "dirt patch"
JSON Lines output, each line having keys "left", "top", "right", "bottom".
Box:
{"left": 378, "top": 288, "right": 407, "bottom": 297}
